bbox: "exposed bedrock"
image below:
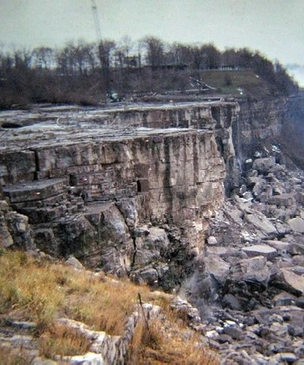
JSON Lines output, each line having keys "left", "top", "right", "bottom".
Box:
{"left": 0, "top": 97, "right": 291, "bottom": 289}
{"left": 0, "top": 102, "right": 239, "bottom": 288}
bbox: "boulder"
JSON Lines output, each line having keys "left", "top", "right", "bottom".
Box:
{"left": 252, "top": 157, "right": 276, "bottom": 174}
{"left": 231, "top": 256, "right": 270, "bottom": 285}
{"left": 288, "top": 217, "right": 304, "bottom": 233}
{"left": 273, "top": 291, "right": 297, "bottom": 306}
{"left": 223, "top": 202, "right": 243, "bottom": 224}
{"left": 132, "top": 267, "right": 159, "bottom": 286}
{"left": 204, "top": 254, "right": 230, "bottom": 284}
{"left": 222, "top": 294, "right": 242, "bottom": 310}
{"left": 206, "top": 246, "right": 228, "bottom": 256}
{"left": 295, "top": 296, "right": 304, "bottom": 309}
{"left": 222, "top": 325, "right": 243, "bottom": 340}
{"left": 207, "top": 235, "right": 218, "bottom": 245}
{"left": 244, "top": 211, "right": 277, "bottom": 238}
{"left": 289, "top": 241, "right": 304, "bottom": 255}
{"left": 292, "top": 255, "right": 304, "bottom": 266}
{"left": 268, "top": 193, "right": 296, "bottom": 208}
{"left": 252, "top": 179, "right": 266, "bottom": 198}
{"left": 65, "top": 256, "right": 84, "bottom": 270}
{"left": 266, "top": 240, "right": 291, "bottom": 253}
{"left": 272, "top": 353, "right": 298, "bottom": 363}
{"left": 278, "top": 269, "right": 304, "bottom": 296}
{"left": 4, "top": 211, "right": 35, "bottom": 250}
{"left": 242, "top": 244, "right": 278, "bottom": 260}
{"left": 171, "top": 296, "right": 202, "bottom": 326}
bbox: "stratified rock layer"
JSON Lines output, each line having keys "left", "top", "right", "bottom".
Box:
{"left": 0, "top": 102, "right": 238, "bottom": 283}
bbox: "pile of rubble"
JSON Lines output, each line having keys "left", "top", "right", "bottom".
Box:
{"left": 184, "top": 149, "right": 304, "bottom": 363}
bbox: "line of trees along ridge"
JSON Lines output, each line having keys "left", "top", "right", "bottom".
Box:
{"left": 0, "top": 36, "right": 298, "bottom": 108}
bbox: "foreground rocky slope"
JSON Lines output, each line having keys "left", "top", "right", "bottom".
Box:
{"left": 187, "top": 152, "right": 304, "bottom": 363}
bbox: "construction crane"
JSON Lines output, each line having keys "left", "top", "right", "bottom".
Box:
{"left": 90, "top": 0, "right": 120, "bottom": 101}
{"left": 91, "top": 0, "right": 101, "bottom": 43}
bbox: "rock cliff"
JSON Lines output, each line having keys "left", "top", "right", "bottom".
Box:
{"left": 0, "top": 97, "right": 291, "bottom": 287}
{"left": 0, "top": 101, "right": 238, "bottom": 286}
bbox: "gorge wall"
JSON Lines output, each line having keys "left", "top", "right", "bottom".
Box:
{"left": 0, "top": 97, "right": 289, "bottom": 288}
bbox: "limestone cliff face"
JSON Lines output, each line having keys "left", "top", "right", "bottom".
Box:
{"left": 232, "top": 97, "right": 288, "bottom": 164}
{"left": 0, "top": 98, "right": 290, "bottom": 287}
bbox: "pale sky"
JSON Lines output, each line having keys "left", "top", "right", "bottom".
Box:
{"left": 0, "top": 0, "right": 303, "bottom": 67}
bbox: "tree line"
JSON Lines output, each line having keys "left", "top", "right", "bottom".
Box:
{"left": 0, "top": 36, "right": 298, "bottom": 108}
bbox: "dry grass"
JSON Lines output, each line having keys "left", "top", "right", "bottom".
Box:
{"left": 0, "top": 250, "right": 153, "bottom": 335}
{"left": 0, "top": 346, "right": 33, "bottom": 365}
{"left": 0, "top": 250, "right": 64, "bottom": 330}
{"left": 0, "top": 250, "right": 217, "bottom": 363}
{"left": 129, "top": 318, "right": 219, "bottom": 365}
{"left": 38, "top": 323, "right": 91, "bottom": 358}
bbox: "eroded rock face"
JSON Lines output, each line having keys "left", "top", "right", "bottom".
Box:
{"left": 0, "top": 102, "right": 238, "bottom": 287}
{"left": 0, "top": 200, "right": 35, "bottom": 250}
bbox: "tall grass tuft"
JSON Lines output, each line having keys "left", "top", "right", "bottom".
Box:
{"left": 129, "top": 317, "right": 219, "bottom": 364}
{"left": 38, "top": 323, "right": 91, "bottom": 359}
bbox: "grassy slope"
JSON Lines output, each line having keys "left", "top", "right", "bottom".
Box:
{"left": 200, "top": 70, "right": 270, "bottom": 97}
{"left": 0, "top": 250, "right": 218, "bottom": 364}
{"left": 141, "top": 69, "right": 273, "bottom": 102}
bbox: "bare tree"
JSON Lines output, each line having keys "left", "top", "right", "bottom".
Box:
{"left": 142, "top": 36, "right": 164, "bottom": 69}
{"left": 200, "top": 43, "right": 221, "bottom": 69}
{"left": 97, "top": 39, "right": 116, "bottom": 92}
{"left": 13, "top": 48, "right": 33, "bottom": 70}
{"left": 32, "top": 47, "right": 55, "bottom": 69}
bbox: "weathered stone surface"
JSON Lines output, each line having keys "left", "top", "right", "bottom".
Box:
{"left": 273, "top": 352, "right": 299, "bottom": 363}
{"left": 252, "top": 157, "right": 276, "bottom": 173}
{"left": 231, "top": 256, "right": 270, "bottom": 285}
{"left": 222, "top": 324, "right": 243, "bottom": 340}
{"left": 68, "top": 353, "right": 104, "bottom": 365}
{"left": 171, "top": 296, "right": 202, "bottom": 327}
{"left": 207, "top": 235, "right": 218, "bottom": 245}
{"left": 0, "top": 150, "right": 36, "bottom": 184}
{"left": 115, "top": 198, "right": 138, "bottom": 228}
{"left": 242, "top": 244, "right": 278, "bottom": 260}
{"left": 0, "top": 217, "right": 13, "bottom": 247}
{"left": 268, "top": 193, "right": 296, "bottom": 208}
{"left": 266, "top": 239, "right": 291, "bottom": 253}
{"left": 0, "top": 205, "right": 35, "bottom": 250}
{"left": 65, "top": 256, "right": 84, "bottom": 270}
{"left": 288, "top": 217, "right": 304, "bottom": 233}
{"left": 273, "top": 291, "right": 297, "bottom": 306}
{"left": 0, "top": 103, "right": 232, "bottom": 281}
{"left": 292, "top": 255, "right": 304, "bottom": 266}
{"left": 279, "top": 269, "right": 304, "bottom": 296}
{"left": 204, "top": 254, "right": 230, "bottom": 284}
{"left": 222, "top": 294, "right": 242, "bottom": 310}
{"left": 3, "top": 178, "right": 68, "bottom": 203}
{"left": 244, "top": 211, "right": 277, "bottom": 237}
{"left": 133, "top": 227, "right": 169, "bottom": 267}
